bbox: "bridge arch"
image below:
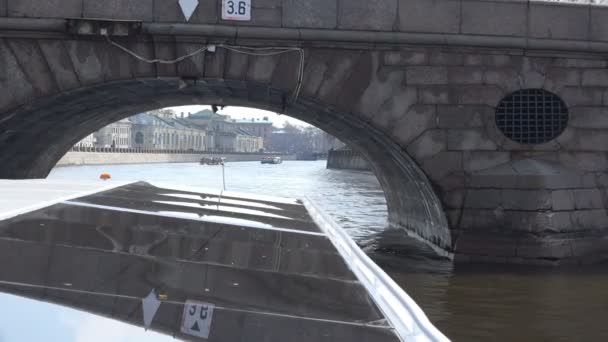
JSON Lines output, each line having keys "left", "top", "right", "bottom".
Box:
{"left": 0, "top": 70, "right": 452, "bottom": 254}
{"left": 2, "top": 16, "right": 608, "bottom": 263}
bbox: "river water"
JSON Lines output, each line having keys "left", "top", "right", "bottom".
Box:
{"left": 46, "top": 161, "right": 608, "bottom": 341}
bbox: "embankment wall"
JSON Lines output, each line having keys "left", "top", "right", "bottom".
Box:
{"left": 56, "top": 152, "right": 295, "bottom": 166}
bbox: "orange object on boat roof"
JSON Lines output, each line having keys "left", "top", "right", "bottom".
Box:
{"left": 99, "top": 173, "right": 111, "bottom": 180}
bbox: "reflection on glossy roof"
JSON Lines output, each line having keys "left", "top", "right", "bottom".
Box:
{"left": 0, "top": 181, "right": 415, "bottom": 341}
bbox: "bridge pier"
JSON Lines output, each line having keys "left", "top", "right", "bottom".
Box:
{"left": 454, "top": 159, "right": 608, "bottom": 265}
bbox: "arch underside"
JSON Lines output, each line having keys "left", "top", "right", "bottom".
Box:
{"left": 0, "top": 78, "right": 452, "bottom": 254}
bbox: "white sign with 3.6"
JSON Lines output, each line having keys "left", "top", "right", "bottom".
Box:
{"left": 222, "top": 0, "right": 251, "bottom": 21}
{"left": 180, "top": 300, "right": 215, "bottom": 339}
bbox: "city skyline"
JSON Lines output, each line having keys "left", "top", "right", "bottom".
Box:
{"left": 166, "top": 105, "right": 310, "bottom": 128}
{"left": 71, "top": 109, "right": 339, "bottom": 154}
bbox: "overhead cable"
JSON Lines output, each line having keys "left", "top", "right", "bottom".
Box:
{"left": 103, "top": 34, "right": 305, "bottom": 102}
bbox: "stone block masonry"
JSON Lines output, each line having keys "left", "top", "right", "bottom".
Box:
{"left": 327, "top": 150, "right": 371, "bottom": 171}
{"left": 453, "top": 159, "right": 608, "bottom": 265}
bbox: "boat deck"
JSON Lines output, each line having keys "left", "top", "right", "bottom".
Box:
{"left": 0, "top": 180, "right": 446, "bottom": 341}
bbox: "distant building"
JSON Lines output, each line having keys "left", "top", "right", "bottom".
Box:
{"left": 267, "top": 126, "right": 343, "bottom": 153}
{"left": 76, "top": 133, "right": 96, "bottom": 148}
{"left": 95, "top": 119, "right": 132, "bottom": 148}
{"left": 129, "top": 113, "right": 210, "bottom": 151}
{"left": 236, "top": 129, "right": 264, "bottom": 152}
{"left": 187, "top": 109, "right": 265, "bottom": 152}
{"left": 187, "top": 110, "right": 234, "bottom": 132}
{"left": 73, "top": 112, "right": 211, "bottom": 151}
{"left": 148, "top": 109, "right": 176, "bottom": 119}
{"left": 73, "top": 108, "right": 268, "bottom": 153}
{"left": 233, "top": 117, "right": 273, "bottom": 147}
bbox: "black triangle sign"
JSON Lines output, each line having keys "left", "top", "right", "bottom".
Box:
{"left": 191, "top": 320, "right": 200, "bottom": 332}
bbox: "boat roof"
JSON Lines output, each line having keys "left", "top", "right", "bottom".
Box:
{"left": 0, "top": 180, "right": 448, "bottom": 342}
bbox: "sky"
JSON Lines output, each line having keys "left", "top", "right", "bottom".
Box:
{"left": 166, "top": 105, "right": 310, "bottom": 128}
{"left": 0, "top": 293, "right": 173, "bottom": 342}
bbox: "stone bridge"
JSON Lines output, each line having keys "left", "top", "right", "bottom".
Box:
{"left": 1, "top": 0, "right": 608, "bottom": 264}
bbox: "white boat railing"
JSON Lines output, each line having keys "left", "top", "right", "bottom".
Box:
{"left": 302, "top": 197, "right": 450, "bottom": 342}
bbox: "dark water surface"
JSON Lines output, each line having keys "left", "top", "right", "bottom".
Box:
{"left": 48, "top": 161, "right": 608, "bottom": 341}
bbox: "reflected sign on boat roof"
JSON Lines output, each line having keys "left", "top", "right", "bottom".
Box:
{"left": 181, "top": 300, "right": 215, "bottom": 339}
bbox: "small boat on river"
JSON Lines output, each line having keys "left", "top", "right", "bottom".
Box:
{"left": 200, "top": 157, "right": 225, "bottom": 165}
{"left": 261, "top": 156, "right": 282, "bottom": 164}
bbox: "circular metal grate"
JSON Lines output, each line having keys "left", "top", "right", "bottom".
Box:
{"left": 495, "top": 89, "right": 569, "bottom": 145}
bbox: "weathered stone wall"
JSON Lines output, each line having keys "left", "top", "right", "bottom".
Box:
{"left": 327, "top": 150, "right": 371, "bottom": 171}
{"left": 56, "top": 152, "right": 295, "bottom": 166}
{"left": 2, "top": 36, "right": 608, "bottom": 263}
{"left": 376, "top": 47, "right": 608, "bottom": 264}
{"left": 4, "top": 0, "right": 608, "bottom": 44}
